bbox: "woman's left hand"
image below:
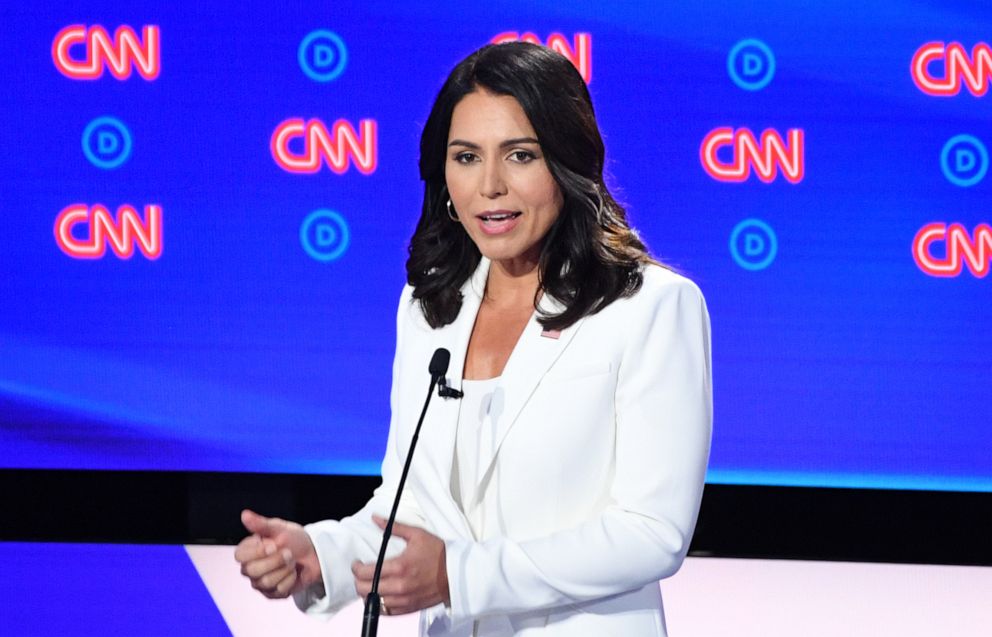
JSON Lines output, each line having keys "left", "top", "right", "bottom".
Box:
{"left": 352, "top": 515, "right": 450, "bottom": 615}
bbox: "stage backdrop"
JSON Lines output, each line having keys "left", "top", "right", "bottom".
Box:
{"left": 1, "top": 1, "right": 989, "bottom": 491}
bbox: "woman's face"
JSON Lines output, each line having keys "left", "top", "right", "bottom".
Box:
{"left": 445, "top": 89, "right": 563, "bottom": 273}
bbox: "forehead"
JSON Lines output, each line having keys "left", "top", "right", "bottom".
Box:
{"left": 448, "top": 90, "right": 537, "bottom": 140}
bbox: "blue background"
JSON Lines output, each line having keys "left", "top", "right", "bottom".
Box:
{"left": 1, "top": 1, "right": 989, "bottom": 490}
{"left": 0, "top": 542, "right": 230, "bottom": 635}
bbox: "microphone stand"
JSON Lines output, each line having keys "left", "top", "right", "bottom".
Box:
{"left": 361, "top": 349, "right": 450, "bottom": 637}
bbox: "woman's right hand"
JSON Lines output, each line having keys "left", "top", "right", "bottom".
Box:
{"left": 234, "top": 509, "right": 322, "bottom": 598}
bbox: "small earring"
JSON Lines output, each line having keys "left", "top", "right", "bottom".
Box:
{"left": 446, "top": 199, "right": 460, "bottom": 222}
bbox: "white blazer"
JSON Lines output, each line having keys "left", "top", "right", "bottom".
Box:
{"left": 297, "top": 258, "right": 713, "bottom": 636}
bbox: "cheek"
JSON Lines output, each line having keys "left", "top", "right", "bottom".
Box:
{"left": 534, "top": 179, "right": 564, "bottom": 222}
{"left": 515, "top": 174, "right": 562, "bottom": 211}
{"left": 444, "top": 172, "right": 471, "bottom": 207}
{"left": 540, "top": 172, "right": 564, "bottom": 210}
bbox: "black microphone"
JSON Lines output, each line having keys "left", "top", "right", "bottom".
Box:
{"left": 361, "top": 348, "right": 450, "bottom": 637}
{"left": 429, "top": 348, "right": 450, "bottom": 383}
{"left": 430, "top": 348, "right": 463, "bottom": 399}
{"left": 438, "top": 379, "right": 464, "bottom": 399}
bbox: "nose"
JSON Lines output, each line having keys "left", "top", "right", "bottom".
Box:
{"left": 480, "top": 160, "right": 507, "bottom": 199}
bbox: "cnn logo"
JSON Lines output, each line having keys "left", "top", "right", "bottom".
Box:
{"left": 55, "top": 204, "right": 162, "bottom": 260}
{"left": 491, "top": 32, "right": 592, "bottom": 83}
{"left": 271, "top": 118, "right": 377, "bottom": 175}
{"left": 912, "top": 42, "right": 991, "bottom": 96}
{"left": 913, "top": 222, "right": 992, "bottom": 277}
{"left": 700, "top": 127, "right": 804, "bottom": 184}
{"left": 52, "top": 25, "right": 160, "bottom": 80}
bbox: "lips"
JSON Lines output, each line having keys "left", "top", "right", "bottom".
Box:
{"left": 476, "top": 210, "right": 522, "bottom": 235}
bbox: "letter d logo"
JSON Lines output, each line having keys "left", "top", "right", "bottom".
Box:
{"left": 941, "top": 134, "right": 988, "bottom": 187}
{"left": 298, "top": 30, "right": 348, "bottom": 82}
{"left": 728, "top": 39, "right": 776, "bottom": 91}
{"left": 82, "top": 116, "right": 132, "bottom": 169}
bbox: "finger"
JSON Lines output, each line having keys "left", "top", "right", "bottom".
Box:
{"left": 353, "top": 557, "right": 409, "bottom": 584}
{"left": 238, "top": 539, "right": 276, "bottom": 574}
{"left": 382, "top": 595, "right": 414, "bottom": 615}
{"left": 382, "top": 597, "right": 410, "bottom": 616}
{"left": 354, "top": 575, "right": 371, "bottom": 597}
{"left": 233, "top": 535, "right": 264, "bottom": 563}
{"left": 241, "top": 509, "right": 278, "bottom": 537}
{"left": 352, "top": 558, "right": 412, "bottom": 601}
{"left": 353, "top": 575, "right": 416, "bottom": 606}
{"left": 352, "top": 559, "right": 375, "bottom": 582}
{"left": 243, "top": 550, "right": 293, "bottom": 579}
{"left": 255, "top": 563, "right": 294, "bottom": 592}
{"left": 374, "top": 577, "right": 413, "bottom": 598}
{"left": 259, "top": 575, "right": 293, "bottom": 599}
{"left": 274, "top": 568, "right": 298, "bottom": 597}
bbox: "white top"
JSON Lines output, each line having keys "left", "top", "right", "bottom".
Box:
{"left": 451, "top": 376, "right": 502, "bottom": 540}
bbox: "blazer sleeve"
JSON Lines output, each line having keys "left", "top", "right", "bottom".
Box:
{"left": 442, "top": 277, "right": 713, "bottom": 624}
{"left": 294, "top": 285, "right": 428, "bottom": 616}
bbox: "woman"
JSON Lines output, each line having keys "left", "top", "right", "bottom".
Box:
{"left": 236, "top": 42, "right": 712, "bottom": 636}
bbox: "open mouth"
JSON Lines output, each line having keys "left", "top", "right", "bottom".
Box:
{"left": 480, "top": 212, "right": 522, "bottom": 222}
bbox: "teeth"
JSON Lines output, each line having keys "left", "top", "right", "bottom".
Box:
{"left": 482, "top": 212, "right": 518, "bottom": 221}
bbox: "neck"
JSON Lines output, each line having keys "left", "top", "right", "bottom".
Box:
{"left": 485, "top": 256, "right": 541, "bottom": 309}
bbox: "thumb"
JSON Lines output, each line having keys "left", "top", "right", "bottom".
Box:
{"left": 374, "top": 514, "right": 417, "bottom": 540}
{"left": 241, "top": 509, "right": 275, "bottom": 537}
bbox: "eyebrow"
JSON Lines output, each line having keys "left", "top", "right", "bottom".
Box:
{"left": 447, "top": 137, "right": 540, "bottom": 149}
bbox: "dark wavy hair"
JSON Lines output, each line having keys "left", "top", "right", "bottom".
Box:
{"left": 407, "top": 41, "right": 656, "bottom": 331}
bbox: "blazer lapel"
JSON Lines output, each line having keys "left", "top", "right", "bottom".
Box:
{"left": 468, "top": 292, "right": 586, "bottom": 506}
{"left": 438, "top": 258, "right": 490, "bottom": 392}
{"left": 417, "top": 259, "right": 489, "bottom": 536}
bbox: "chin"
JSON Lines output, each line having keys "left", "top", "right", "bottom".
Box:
{"left": 478, "top": 246, "right": 541, "bottom": 269}
{"left": 467, "top": 231, "right": 543, "bottom": 267}
{"left": 478, "top": 248, "right": 518, "bottom": 263}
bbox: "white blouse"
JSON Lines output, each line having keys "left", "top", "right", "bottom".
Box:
{"left": 450, "top": 376, "right": 503, "bottom": 540}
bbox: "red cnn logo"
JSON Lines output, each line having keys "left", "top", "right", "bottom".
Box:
{"left": 700, "top": 127, "right": 804, "bottom": 184}
{"left": 271, "top": 118, "right": 377, "bottom": 175}
{"left": 54, "top": 204, "right": 162, "bottom": 260}
{"left": 913, "top": 222, "right": 992, "bottom": 277}
{"left": 491, "top": 32, "right": 592, "bottom": 83}
{"left": 52, "top": 25, "right": 160, "bottom": 81}
{"left": 911, "top": 42, "right": 991, "bottom": 96}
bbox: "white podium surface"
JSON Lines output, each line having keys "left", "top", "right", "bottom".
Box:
{"left": 187, "top": 545, "right": 992, "bottom": 636}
